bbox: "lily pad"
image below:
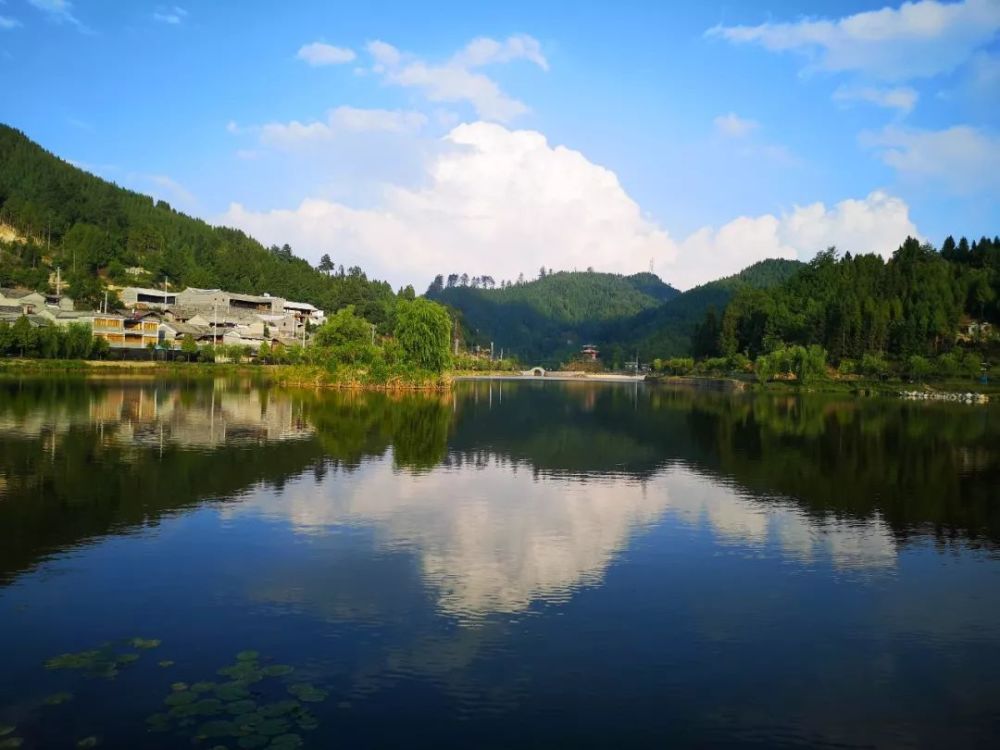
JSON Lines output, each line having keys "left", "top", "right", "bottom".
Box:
{"left": 287, "top": 683, "right": 328, "bottom": 703}
{"left": 0, "top": 738, "right": 23, "bottom": 749}
{"left": 171, "top": 682, "right": 189, "bottom": 692}
{"left": 237, "top": 736, "right": 268, "bottom": 749}
{"left": 77, "top": 737, "right": 100, "bottom": 748}
{"left": 158, "top": 660, "right": 175, "bottom": 668}
{"left": 191, "top": 699, "right": 225, "bottom": 717}
{"left": 261, "top": 665, "right": 294, "bottom": 678}
{"left": 269, "top": 734, "right": 303, "bottom": 750}
{"left": 218, "top": 664, "right": 263, "bottom": 683}
{"left": 129, "top": 638, "right": 161, "bottom": 649}
{"left": 46, "top": 649, "right": 101, "bottom": 670}
{"left": 192, "top": 681, "right": 217, "bottom": 693}
{"left": 196, "top": 720, "right": 238, "bottom": 739}
{"left": 226, "top": 700, "right": 257, "bottom": 716}
{"left": 44, "top": 691, "right": 74, "bottom": 705}
{"left": 215, "top": 682, "right": 251, "bottom": 702}
{"left": 236, "top": 651, "right": 259, "bottom": 662}
{"left": 146, "top": 713, "right": 171, "bottom": 733}
{"left": 115, "top": 652, "right": 140, "bottom": 665}
{"left": 165, "top": 691, "right": 198, "bottom": 707}
{"left": 0, "top": 728, "right": 12, "bottom": 738}
{"left": 258, "top": 700, "right": 300, "bottom": 719}
{"left": 256, "top": 719, "right": 290, "bottom": 737}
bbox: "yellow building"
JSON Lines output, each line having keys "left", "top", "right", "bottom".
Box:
{"left": 93, "top": 312, "right": 160, "bottom": 349}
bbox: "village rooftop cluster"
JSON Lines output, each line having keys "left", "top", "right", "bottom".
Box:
{"left": 0, "top": 284, "right": 325, "bottom": 356}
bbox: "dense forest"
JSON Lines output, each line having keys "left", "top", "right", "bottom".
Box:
{"left": 700, "top": 237, "right": 1000, "bottom": 371}
{"left": 0, "top": 125, "right": 398, "bottom": 327}
{"left": 601, "top": 258, "right": 803, "bottom": 363}
{"left": 426, "top": 269, "right": 680, "bottom": 361}
{"left": 427, "top": 259, "right": 801, "bottom": 364}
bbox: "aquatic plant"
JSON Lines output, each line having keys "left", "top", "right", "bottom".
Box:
{"left": 44, "top": 691, "right": 74, "bottom": 705}
{"left": 148, "top": 651, "right": 328, "bottom": 747}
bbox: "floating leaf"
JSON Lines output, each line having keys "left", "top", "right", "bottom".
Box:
{"left": 115, "top": 653, "right": 140, "bottom": 665}
{"left": 44, "top": 691, "right": 74, "bottom": 706}
{"left": 0, "top": 738, "right": 23, "bottom": 749}
{"left": 46, "top": 650, "right": 101, "bottom": 670}
{"left": 171, "top": 682, "right": 189, "bottom": 692}
{"left": 218, "top": 664, "right": 263, "bottom": 683}
{"left": 195, "top": 720, "right": 238, "bottom": 739}
{"left": 295, "top": 710, "right": 318, "bottom": 732}
{"left": 258, "top": 700, "right": 300, "bottom": 719}
{"left": 261, "top": 665, "right": 294, "bottom": 678}
{"left": 165, "top": 691, "right": 198, "bottom": 707}
{"left": 129, "top": 638, "right": 161, "bottom": 650}
{"left": 287, "top": 683, "right": 328, "bottom": 703}
{"left": 76, "top": 737, "right": 100, "bottom": 748}
{"left": 0, "top": 728, "right": 12, "bottom": 738}
{"left": 191, "top": 681, "right": 217, "bottom": 693}
{"left": 236, "top": 651, "right": 259, "bottom": 662}
{"left": 237, "top": 736, "right": 268, "bottom": 749}
{"left": 191, "top": 699, "right": 224, "bottom": 717}
{"left": 158, "top": 660, "right": 175, "bottom": 668}
{"left": 215, "top": 683, "right": 251, "bottom": 702}
{"left": 226, "top": 700, "right": 257, "bottom": 716}
{"left": 256, "top": 718, "right": 290, "bottom": 737}
{"left": 146, "top": 713, "right": 171, "bottom": 733}
{"left": 269, "top": 734, "right": 303, "bottom": 750}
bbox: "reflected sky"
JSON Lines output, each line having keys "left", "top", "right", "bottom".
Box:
{"left": 0, "top": 378, "right": 998, "bottom": 749}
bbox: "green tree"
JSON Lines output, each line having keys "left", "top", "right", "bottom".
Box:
{"left": 11, "top": 316, "right": 36, "bottom": 357}
{"left": 394, "top": 298, "right": 452, "bottom": 372}
{"left": 313, "top": 306, "right": 372, "bottom": 348}
{"left": 180, "top": 334, "right": 198, "bottom": 360}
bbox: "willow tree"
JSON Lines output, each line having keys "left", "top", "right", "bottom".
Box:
{"left": 394, "top": 299, "right": 451, "bottom": 372}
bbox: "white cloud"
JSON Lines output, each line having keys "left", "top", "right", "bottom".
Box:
{"left": 365, "top": 35, "right": 547, "bottom": 121}
{"left": 708, "top": 0, "right": 1000, "bottom": 80}
{"left": 221, "top": 122, "right": 918, "bottom": 291}
{"left": 146, "top": 174, "right": 196, "bottom": 207}
{"left": 862, "top": 124, "right": 1000, "bottom": 193}
{"left": 153, "top": 5, "right": 187, "bottom": 25}
{"left": 296, "top": 41, "right": 355, "bottom": 66}
{"left": 451, "top": 34, "right": 549, "bottom": 70}
{"left": 832, "top": 84, "right": 919, "bottom": 113}
{"left": 28, "top": 0, "right": 86, "bottom": 30}
{"left": 714, "top": 112, "right": 759, "bottom": 138}
{"left": 0, "top": 15, "right": 20, "bottom": 29}
{"left": 259, "top": 106, "right": 428, "bottom": 149}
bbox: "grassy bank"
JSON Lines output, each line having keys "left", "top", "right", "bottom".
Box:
{"left": 645, "top": 372, "right": 1000, "bottom": 397}
{"left": 0, "top": 359, "right": 450, "bottom": 390}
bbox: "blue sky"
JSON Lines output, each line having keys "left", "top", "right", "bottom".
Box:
{"left": 1, "top": 0, "right": 998, "bottom": 289}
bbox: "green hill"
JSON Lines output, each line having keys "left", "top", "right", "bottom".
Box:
{"left": 428, "top": 260, "right": 803, "bottom": 363}
{"left": 0, "top": 124, "right": 397, "bottom": 324}
{"left": 427, "top": 270, "right": 681, "bottom": 361}
{"left": 600, "top": 259, "right": 805, "bottom": 361}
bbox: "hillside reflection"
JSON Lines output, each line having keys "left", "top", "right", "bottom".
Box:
{"left": 0, "top": 378, "right": 997, "bottom": 602}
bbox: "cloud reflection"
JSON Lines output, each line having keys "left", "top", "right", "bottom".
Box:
{"left": 228, "top": 454, "right": 898, "bottom": 621}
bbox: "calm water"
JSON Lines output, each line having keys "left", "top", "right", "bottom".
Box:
{"left": 0, "top": 377, "right": 998, "bottom": 749}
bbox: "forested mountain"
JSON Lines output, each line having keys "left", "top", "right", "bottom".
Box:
{"left": 706, "top": 237, "right": 1000, "bottom": 363}
{"left": 599, "top": 259, "right": 804, "bottom": 363}
{"left": 426, "top": 270, "right": 680, "bottom": 360}
{"left": 427, "top": 260, "right": 801, "bottom": 363}
{"left": 0, "top": 125, "right": 397, "bottom": 325}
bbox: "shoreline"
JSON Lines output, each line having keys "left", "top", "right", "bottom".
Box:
{"left": 1, "top": 359, "right": 995, "bottom": 399}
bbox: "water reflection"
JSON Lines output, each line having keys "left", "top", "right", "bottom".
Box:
{"left": 1, "top": 378, "right": 999, "bottom": 748}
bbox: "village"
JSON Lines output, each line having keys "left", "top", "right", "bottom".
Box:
{"left": 0, "top": 283, "right": 325, "bottom": 358}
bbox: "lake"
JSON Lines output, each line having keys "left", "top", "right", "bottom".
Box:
{"left": 0, "top": 377, "right": 998, "bottom": 749}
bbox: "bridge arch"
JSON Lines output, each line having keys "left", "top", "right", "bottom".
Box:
{"left": 530, "top": 366, "right": 545, "bottom": 377}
